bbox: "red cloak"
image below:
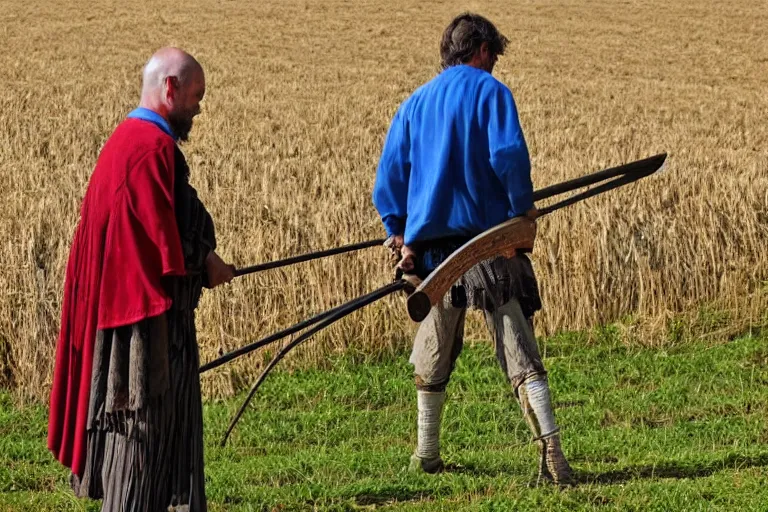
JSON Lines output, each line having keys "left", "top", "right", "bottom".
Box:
{"left": 47, "top": 118, "right": 187, "bottom": 477}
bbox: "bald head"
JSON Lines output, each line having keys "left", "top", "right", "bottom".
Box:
{"left": 141, "top": 47, "right": 203, "bottom": 96}
{"left": 139, "top": 47, "right": 206, "bottom": 141}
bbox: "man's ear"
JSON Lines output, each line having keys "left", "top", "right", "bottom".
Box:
{"left": 479, "top": 41, "right": 490, "bottom": 59}
{"left": 164, "top": 76, "right": 179, "bottom": 104}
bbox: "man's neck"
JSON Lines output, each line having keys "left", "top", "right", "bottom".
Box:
{"left": 464, "top": 53, "right": 493, "bottom": 73}
{"left": 137, "top": 101, "right": 170, "bottom": 121}
{"left": 128, "top": 105, "right": 178, "bottom": 141}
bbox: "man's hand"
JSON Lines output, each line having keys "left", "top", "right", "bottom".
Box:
{"left": 511, "top": 207, "right": 539, "bottom": 256}
{"left": 384, "top": 234, "right": 416, "bottom": 272}
{"left": 397, "top": 245, "right": 416, "bottom": 272}
{"left": 525, "top": 207, "right": 539, "bottom": 240}
{"left": 384, "top": 234, "right": 404, "bottom": 264}
{"left": 205, "top": 251, "right": 235, "bottom": 288}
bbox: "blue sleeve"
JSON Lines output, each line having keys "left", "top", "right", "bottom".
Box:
{"left": 372, "top": 105, "right": 410, "bottom": 237}
{"left": 485, "top": 84, "right": 533, "bottom": 217}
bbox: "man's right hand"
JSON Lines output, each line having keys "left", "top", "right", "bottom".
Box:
{"left": 397, "top": 245, "right": 416, "bottom": 272}
{"left": 525, "top": 207, "right": 540, "bottom": 221}
{"left": 205, "top": 251, "right": 235, "bottom": 288}
{"left": 384, "top": 234, "right": 416, "bottom": 272}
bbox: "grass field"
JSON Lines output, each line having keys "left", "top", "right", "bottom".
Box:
{"left": 2, "top": 0, "right": 767, "bottom": 509}
{"left": 1, "top": 0, "right": 767, "bottom": 400}
{"left": 2, "top": 0, "right": 767, "bottom": 507}
{"left": 2, "top": 321, "right": 767, "bottom": 511}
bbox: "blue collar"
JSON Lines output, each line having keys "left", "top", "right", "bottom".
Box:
{"left": 126, "top": 107, "right": 178, "bottom": 141}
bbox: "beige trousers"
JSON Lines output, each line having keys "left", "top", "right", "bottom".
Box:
{"left": 409, "top": 294, "right": 546, "bottom": 392}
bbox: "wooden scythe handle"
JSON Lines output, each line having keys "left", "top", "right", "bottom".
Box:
{"left": 406, "top": 217, "right": 536, "bottom": 322}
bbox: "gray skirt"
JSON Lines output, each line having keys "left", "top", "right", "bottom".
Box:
{"left": 71, "top": 304, "right": 206, "bottom": 512}
{"left": 413, "top": 236, "right": 542, "bottom": 319}
{"left": 458, "top": 253, "right": 542, "bottom": 318}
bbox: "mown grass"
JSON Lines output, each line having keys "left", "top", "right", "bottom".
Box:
{"left": 2, "top": 321, "right": 768, "bottom": 510}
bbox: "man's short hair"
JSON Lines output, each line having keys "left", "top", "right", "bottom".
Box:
{"left": 439, "top": 13, "right": 509, "bottom": 69}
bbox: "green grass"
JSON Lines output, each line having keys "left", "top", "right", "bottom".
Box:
{"left": 2, "top": 325, "right": 768, "bottom": 511}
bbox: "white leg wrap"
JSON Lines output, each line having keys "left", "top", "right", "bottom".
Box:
{"left": 415, "top": 390, "right": 446, "bottom": 460}
{"left": 523, "top": 379, "right": 558, "bottom": 438}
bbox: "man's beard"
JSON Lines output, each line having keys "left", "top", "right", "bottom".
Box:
{"left": 168, "top": 111, "right": 194, "bottom": 142}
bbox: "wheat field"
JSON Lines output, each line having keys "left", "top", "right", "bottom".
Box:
{"left": 0, "top": 0, "right": 766, "bottom": 400}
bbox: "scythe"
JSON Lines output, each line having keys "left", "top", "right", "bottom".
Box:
{"left": 208, "top": 152, "right": 667, "bottom": 444}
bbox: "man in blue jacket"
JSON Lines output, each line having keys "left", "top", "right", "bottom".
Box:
{"left": 373, "top": 13, "right": 573, "bottom": 485}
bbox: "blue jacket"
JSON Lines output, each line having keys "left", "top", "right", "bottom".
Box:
{"left": 373, "top": 65, "right": 533, "bottom": 245}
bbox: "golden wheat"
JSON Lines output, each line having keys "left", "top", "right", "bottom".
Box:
{"left": 1, "top": 0, "right": 766, "bottom": 400}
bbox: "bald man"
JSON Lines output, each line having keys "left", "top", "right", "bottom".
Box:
{"left": 47, "top": 47, "right": 233, "bottom": 512}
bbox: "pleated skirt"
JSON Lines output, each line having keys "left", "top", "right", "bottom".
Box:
{"left": 71, "top": 307, "right": 207, "bottom": 512}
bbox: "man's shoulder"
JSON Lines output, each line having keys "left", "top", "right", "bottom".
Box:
{"left": 396, "top": 67, "right": 511, "bottom": 118}
{"left": 473, "top": 75, "right": 516, "bottom": 110}
{"left": 107, "top": 118, "right": 176, "bottom": 160}
{"left": 410, "top": 69, "right": 450, "bottom": 97}
{"left": 399, "top": 70, "right": 451, "bottom": 113}
{"left": 93, "top": 119, "right": 177, "bottom": 181}
{"left": 474, "top": 70, "right": 510, "bottom": 94}
{"left": 424, "top": 66, "right": 509, "bottom": 95}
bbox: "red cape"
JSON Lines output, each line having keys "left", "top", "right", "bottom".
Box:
{"left": 47, "top": 118, "right": 186, "bottom": 477}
